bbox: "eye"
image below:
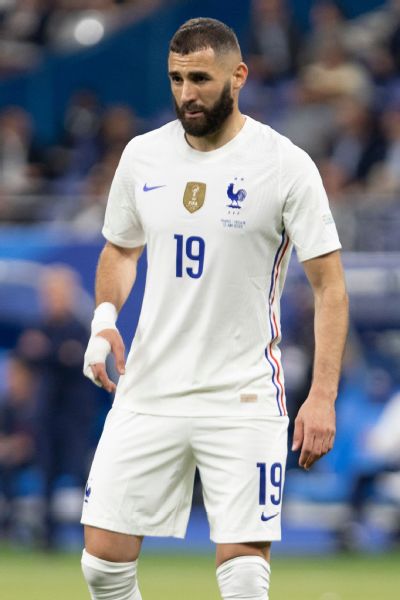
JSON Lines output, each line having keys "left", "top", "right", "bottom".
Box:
{"left": 192, "top": 74, "right": 209, "bottom": 83}
{"left": 170, "top": 75, "right": 182, "bottom": 84}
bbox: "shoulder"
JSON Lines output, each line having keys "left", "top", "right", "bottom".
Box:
{"left": 113, "top": 120, "right": 180, "bottom": 179}
{"left": 124, "top": 120, "right": 180, "bottom": 156}
{"left": 245, "top": 117, "right": 317, "bottom": 176}
{"left": 272, "top": 129, "right": 321, "bottom": 193}
{"left": 244, "top": 116, "right": 279, "bottom": 156}
{"left": 272, "top": 127, "right": 318, "bottom": 176}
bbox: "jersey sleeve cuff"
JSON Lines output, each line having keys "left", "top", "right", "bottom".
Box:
{"left": 297, "top": 242, "right": 342, "bottom": 262}
{"left": 102, "top": 226, "right": 146, "bottom": 248}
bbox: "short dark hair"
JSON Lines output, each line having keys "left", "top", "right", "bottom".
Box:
{"left": 169, "top": 18, "right": 241, "bottom": 57}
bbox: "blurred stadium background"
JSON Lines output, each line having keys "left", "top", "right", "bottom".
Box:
{"left": 1, "top": 0, "right": 400, "bottom": 598}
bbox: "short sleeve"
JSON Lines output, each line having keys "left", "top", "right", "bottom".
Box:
{"left": 282, "top": 146, "right": 341, "bottom": 262}
{"left": 102, "top": 142, "right": 146, "bottom": 248}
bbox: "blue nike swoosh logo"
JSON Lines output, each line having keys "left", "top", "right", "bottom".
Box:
{"left": 260, "top": 512, "right": 279, "bottom": 522}
{"left": 143, "top": 183, "right": 166, "bottom": 192}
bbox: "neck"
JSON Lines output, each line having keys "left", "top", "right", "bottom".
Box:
{"left": 184, "top": 109, "right": 246, "bottom": 152}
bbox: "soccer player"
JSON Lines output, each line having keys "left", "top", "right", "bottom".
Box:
{"left": 81, "top": 18, "right": 349, "bottom": 600}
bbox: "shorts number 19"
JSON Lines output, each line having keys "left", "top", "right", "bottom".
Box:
{"left": 256, "top": 462, "right": 283, "bottom": 506}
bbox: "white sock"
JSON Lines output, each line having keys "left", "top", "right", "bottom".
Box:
{"left": 81, "top": 549, "right": 142, "bottom": 600}
{"left": 216, "top": 555, "right": 271, "bottom": 600}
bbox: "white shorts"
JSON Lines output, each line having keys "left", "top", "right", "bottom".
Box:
{"left": 81, "top": 406, "right": 289, "bottom": 543}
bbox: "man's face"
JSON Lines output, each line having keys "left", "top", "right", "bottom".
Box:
{"left": 168, "top": 48, "right": 234, "bottom": 137}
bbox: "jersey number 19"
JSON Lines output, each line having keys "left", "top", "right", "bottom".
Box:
{"left": 174, "top": 234, "right": 205, "bottom": 279}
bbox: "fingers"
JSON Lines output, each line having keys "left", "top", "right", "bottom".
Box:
{"left": 83, "top": 336, "right": 111, "bottom": 387}
{"left": 294, "top": 422, "right": 329, "bottom": 469}
{"left": 109, "top": 335, "right": 126, "bottom": 375}
{"left": 298, "top": 432, "right": 315, "bottom": 470}
{"left": 321, "top": 433, "right": 332, "bottom": 456}
{"left": 301, "top": 434, "right": 321, "bottom": 470}
{"left": 90, "top": 364, "right": 116, "bottom": 393}
{"left": 83, "top": 331, "right": 125, "bottom": 392}
{"left": 298, "top": 428, "right": 336, "bottom": 470}
{"left": 293, "top": 399, "right": 336, "bottom": 470}
{"left": 291, "top": 418, "right": 304, "bottom": 452}
{"left": 96, "top": 329, "right": 126, "bottom": 375}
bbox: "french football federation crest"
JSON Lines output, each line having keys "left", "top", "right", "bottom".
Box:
{"left": 183, "top": 182, "right": 206, "bottom": 213}
{"left": 227, "top": 178, "right": 247, "bottom": 209}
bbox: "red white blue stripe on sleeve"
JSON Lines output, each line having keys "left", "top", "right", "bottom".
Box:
{"left": 265, "top": 229, "right": 290, "bottom": 416}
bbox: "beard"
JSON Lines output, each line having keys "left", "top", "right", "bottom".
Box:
{"left": 174, "top": 82, "right": 234, "bottom": 137}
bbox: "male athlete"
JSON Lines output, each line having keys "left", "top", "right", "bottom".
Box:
{"left": 81, "top": 18, "right": 348, "bottom": 600}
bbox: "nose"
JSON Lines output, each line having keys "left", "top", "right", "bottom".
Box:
{"left": 180, "top": 80, "right": 197, "bottom": 104}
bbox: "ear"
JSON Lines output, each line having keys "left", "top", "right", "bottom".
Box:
{"left": 232, "top": 62, "right": 248, "bottom": 91}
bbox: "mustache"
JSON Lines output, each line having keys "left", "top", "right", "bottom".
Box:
{"left": 180, "top": 102, "right": 205, "bottom": 113}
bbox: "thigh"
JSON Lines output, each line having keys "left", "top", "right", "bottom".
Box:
{"left": 81, "top": 407, "right": 196, "bottom": 539}
{"left": 193, "top": 416, "right": 289, "bottom": 544}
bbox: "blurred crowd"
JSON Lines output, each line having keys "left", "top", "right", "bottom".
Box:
{"left": 0, "top": 264, "right": 99, "bottom": 547}
{"left": 0, "top": 97, "right": 141, "bottom": 226}
{"left": 0, "top": 0, "right": 167, "bottom": 74}
{"left": 243, "top": 0, "right": 400, "bottom": 202}
{"left": 1, "top": 0, "right": 400, "bottom": 231}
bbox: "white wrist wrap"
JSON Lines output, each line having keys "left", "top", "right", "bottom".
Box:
{"left": 83, "top": 302, "right": 118, "bottom": 386}
{"left": 91, "top": 302, "right": 118, "bottom": 335}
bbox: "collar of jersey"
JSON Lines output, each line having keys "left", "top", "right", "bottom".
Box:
{"left": 175, "top": 115, "right": 253, "bottom": 162}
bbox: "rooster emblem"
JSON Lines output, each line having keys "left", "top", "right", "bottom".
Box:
{"left": 227, "top": 178, "right": 247, "bottom": 209}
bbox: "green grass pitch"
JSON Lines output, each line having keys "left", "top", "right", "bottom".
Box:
{"left": 1, "top": 547, "right": 399, "bottom": 599}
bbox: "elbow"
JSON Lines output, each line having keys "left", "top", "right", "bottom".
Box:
{"left": 315, "top": 283, "right": 349, "bottom": 313}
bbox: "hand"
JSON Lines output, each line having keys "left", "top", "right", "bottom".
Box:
{"left": 292, "top": 393, "right": 336, "bottom": 470}
{"left": 83, "top": 328, "right": 125, "bottom": 393}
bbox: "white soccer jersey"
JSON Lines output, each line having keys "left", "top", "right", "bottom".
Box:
{"left": 102, "top": 116, "right": 341, "bottom": 417}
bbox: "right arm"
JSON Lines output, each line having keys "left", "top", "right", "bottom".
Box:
{"left": 84, "top": 138, "right": 145, "bottom": 391}
{"left": 95, "top": 241, "right": 144, "bottom": 310}
{"left": 85, "top": 241, "right": 144, "bottom": 392}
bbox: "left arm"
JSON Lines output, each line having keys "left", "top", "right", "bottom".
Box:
{"left": 292, "top": 250, "right": 349, "bottom": 469}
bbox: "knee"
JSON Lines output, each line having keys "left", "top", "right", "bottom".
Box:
{"left": 81, "top": 550, "right": 110, "bottom": 588}
{"left": 84, "top": 525, "right": 142, "bottom": 563}
{"left": 216, "top": 556, "right": 270, "bottom": 600}
{"left": 81, "top": 549, "right": 141, "bottom": 599}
